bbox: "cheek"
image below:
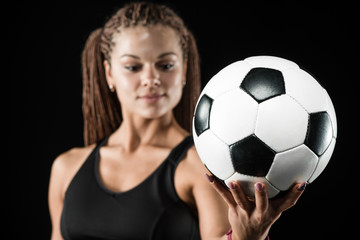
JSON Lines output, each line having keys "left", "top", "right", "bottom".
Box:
{"left": 111, "top": 72, "right": 140, "bottom": 106}
{"left": 165, "top": 74, "right": 184, "bottom": 102}
{"left": 163, "top": 66, "right": 184, "bottom": 87}
{"left": 112, "top": 69, "right": 140, "bottom": 92}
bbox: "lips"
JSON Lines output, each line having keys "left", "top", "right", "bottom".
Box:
{"left": 138, "top": 93, "right": 165, "bottom": 103}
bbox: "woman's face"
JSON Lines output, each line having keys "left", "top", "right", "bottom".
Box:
{"left": 104, "top": 24, "right": 186, "bottom": 120}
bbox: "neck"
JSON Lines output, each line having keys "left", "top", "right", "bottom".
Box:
{"left": 110, "top": 112, "right": 185, "bottom": 152}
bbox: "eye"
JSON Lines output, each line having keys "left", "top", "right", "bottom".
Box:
{"left": 124, "top": 65, "right": 141, "bottom": 72}
{"left": 157, "top": 62, "right": 175, "bottom": 71}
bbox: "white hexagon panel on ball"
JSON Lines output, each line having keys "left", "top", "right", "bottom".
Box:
{"left": 255, "top": 95, "right": 309, "bottom": 152}
{"left": 210, "top": 88, "right": 258, "bottom": 146}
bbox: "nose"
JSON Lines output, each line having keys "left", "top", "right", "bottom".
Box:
{"left": 141, "top": 64, "right": 161, "bottom": 87}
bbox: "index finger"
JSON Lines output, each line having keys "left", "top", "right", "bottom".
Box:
{"left": 254, "top": 182, "right": 268, "bottom": 214}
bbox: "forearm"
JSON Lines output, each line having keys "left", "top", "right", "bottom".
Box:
{"left": 204, "top": 230, "right": 269, "bottom": 240}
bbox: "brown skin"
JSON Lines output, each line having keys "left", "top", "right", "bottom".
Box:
{"left": 209, "top": 176, "right": 305, "bottom": 240}
{"left": 48, "top": 24, "right": 305, "bottom": 240}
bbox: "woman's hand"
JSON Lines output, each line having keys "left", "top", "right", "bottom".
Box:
{"left": 206, "top": 174, "right": 306, "bottom": 240}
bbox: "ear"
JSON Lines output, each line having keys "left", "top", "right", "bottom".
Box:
{"left": 104, "top": 60, "right": 115, "bottom": 87}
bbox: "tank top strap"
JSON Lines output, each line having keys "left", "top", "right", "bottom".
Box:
{"left": 84, "top": 136, "right": 110, "bottom": 164}
{"left": 167, "top": 135, "right": 194, "bottom": 166}
{"left": 90, "top": 135, "right": 193, "bottom": 167}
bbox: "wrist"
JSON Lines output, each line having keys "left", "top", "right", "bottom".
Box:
{"left": 226, "top": 228, "right": 232, "bottom": 240}
{"left": 226, "top": 228, "right": 270, "bottom": 240}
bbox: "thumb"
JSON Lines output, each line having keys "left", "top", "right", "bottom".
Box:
{"left": 273, "top": 182, "right": 306, "bottom": 213}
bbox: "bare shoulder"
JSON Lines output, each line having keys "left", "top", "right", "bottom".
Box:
{"left": 53, "top": 145, "right": 95, "bottom": 170}
{"left": 50, "top": 145, "right": 95, "bottom": 197}
{"left": 52, "top": 145, "right": 95, "bottom": 176}
{"left": 176, "top": 145, "right": 210, "bottom": 189}
{"left": 183, "top": 145, "right": 207, "bottom": 173}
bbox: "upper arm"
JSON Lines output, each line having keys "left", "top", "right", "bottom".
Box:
{"left": 48, "top": 154, "right": 67, "bottom": 240}
{"left": 48, "top": 146, "right": 94, "bottom": 240}
{"left": 186, "top": 148, "right": 230, "bottom": 239}
{"left": 194, "top": 176, "right": 230, "bottom": 239}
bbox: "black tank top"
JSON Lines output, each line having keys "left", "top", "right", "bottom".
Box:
{"left": 60, "top": 136, "right": 201, "bottom": 240}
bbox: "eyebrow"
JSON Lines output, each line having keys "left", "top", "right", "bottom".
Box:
{"left": 120, "top": 54, "right": 140, "bottom": 59}
{"left": 120, "top": 52, "right": 177, "bottom": 60}
{"left": 157, "top": 52, "right": 177, "bottom": 59}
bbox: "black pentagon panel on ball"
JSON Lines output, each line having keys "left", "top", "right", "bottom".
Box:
{"left": 305, "top": 111, "right": 333, "bottom": 156}
{"left": 240, "top": 67, "right": 285, "bottom": 102}
{"left": 194, "top": 94, "right": 213, "bottom": 136}
{"left": 229, "top": 134, "right": 275, "bottom": 177}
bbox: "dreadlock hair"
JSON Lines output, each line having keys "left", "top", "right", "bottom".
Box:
{"left": 82, "top": 2, "right": 201, "bottom": 146}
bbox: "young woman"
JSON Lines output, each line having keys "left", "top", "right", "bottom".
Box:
{"left": 48, "top": 2, "right": 305, "bottom": 239}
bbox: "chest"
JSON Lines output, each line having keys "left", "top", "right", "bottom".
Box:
{"left": 61, "top": 150, "right": 200, "bottom": 240}
{"left": 98, "top": 147, "right": 170, "bottom": 193}
{"left": 61, "top": 137, "right": 201, "bottom": 239}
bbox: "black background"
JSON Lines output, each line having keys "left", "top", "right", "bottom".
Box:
{"left": 8, "top": 0, "right": 357, "bottom": 239}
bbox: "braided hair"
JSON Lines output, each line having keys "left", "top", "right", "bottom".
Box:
{"left": 81, "top": 2, "right": 201, "bottom": 146}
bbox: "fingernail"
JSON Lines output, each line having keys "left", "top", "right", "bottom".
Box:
{"left": 297, "top": 182, "right": 307, "bottom": 191}
{"left": 205, "top": 173, "right": 214, "bottom": 183}
{"left": 229, "top": 181, "right": 236, "bottom": 190}
{"left": 255, "top": 182, "right": 264, "bottom": 192}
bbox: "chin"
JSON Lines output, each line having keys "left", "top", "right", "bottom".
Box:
{"left": 138, "top": 108, "right": 171, "bottom": 120}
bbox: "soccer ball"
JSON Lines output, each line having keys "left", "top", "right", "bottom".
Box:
{"left": 193, "top": 56, "right": 337, "bottom": 198}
